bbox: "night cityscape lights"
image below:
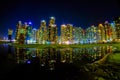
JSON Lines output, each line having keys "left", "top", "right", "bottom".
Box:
{"left": 12, "top": 16, "right": 120, "bottom": 44}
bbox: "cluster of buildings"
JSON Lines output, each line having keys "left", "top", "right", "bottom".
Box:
{"left": 13, "top": 16, "right": 120, "bottom": 44}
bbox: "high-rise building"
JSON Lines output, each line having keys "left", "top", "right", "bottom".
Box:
{"left": 114, "top": 17, "right": 120, "bottom": 40}
{"left": 110, "top": 22, "right": 116, "bottom": 41}
{"left": 61, "top": 24, "right": 73, "bottom": 44}
{"left": 86, "top": 25, "right": 97, "bottom": 43}
{"left": 15, "top": 21, "right": 27, "bottom": 44}
{"left": 73, "top": 27, "right": 83, "bottom": 44}
{"left": 98, "top": 24, "right": 105, "bottom": 43}
{"left": 15, "top": 21, "right": 22, "bottom": 43}
{"left": 26, "top": 22, "right": 33, "bottom": 43}
{"left": 39, "top": 20, "right": 47, "bottom": 44}
{"left": 48, "top": 17, "right": 58, "bottom": 44}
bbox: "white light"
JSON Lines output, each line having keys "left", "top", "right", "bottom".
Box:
{"left": 41, "top": 20, "right": 45, "bottom": 22}
{"left": 50, "top": 16, "right": 55, "bottom": 19}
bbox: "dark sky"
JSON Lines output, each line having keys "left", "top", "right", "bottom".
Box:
{"left": 0, "top": 0, "right": 120, "bottom": 39}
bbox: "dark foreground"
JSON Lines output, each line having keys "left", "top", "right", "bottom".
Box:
{"left": 1, "top": 61, "right": 120, "bottom": 80}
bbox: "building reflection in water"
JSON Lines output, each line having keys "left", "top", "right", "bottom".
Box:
{"left": 15, "top": 46, "right": 113, "bottom": 70}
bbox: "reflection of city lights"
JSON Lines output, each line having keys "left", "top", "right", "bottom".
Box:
{"left": 50, "top": 60, "right": 56, "bottom": 63}
{"left": 50, "top": 68, "right": 54, "bottom": 70}
{"left": 62, "top": 60, "right": 66, "bottom": 63}
{"left": 26, "top": 60, "right": 31, "bottom": 64}
{"left": 70, "top": 61, "right": 73, "bottom": 63}
{"left": 41, "top": 64, "right": 45, "bottom": 66}
{"left": 31, "top": 53, "right": 36, "bottom": 58}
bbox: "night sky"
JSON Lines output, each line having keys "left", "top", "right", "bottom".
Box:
{"left": 0, "top": 0, "right": 120, "bottom": 39}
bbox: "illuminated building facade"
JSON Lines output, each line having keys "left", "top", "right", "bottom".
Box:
{"left": 110, "top": 22, "right": 116, "bottom": 41}
{"left": 32, "top": 28, "right": 37, "bottom": 43}
{"left": 48, "top": 17, "right": 58, "bottom": 44}
{"left": 114, "top": 17, "right": 120, "bottom": 40}
{"left": 86, "top": 25, "right": 97, "bottom": 43}
{"left": 98, "top": 24, "right": 105, "bottom": 43}
{"left": 73, "top": 27, "right": 83, "bottom": 44}
{"left": 26, "top": 22, "right": 33, "bottom": 44}
{"left": 61, "top": 24, "right": 73, "bottom": 44}
{"left": 15, "top": 21, "right": 27, "bottom": 44}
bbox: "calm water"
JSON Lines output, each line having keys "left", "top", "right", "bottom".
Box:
{"left": 0, "top": 44, "right": 114, "bottom": 79}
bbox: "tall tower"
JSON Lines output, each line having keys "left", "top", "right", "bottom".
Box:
{"left": 61, "top": 24, "right": 67, "bottom": 44}
{"left": 48, "top": 17, "right": 58, "bottom": 44}
{"left": 39, "top": 20, "right": 47, "bottom": 44}
{"left": 15, "top": 21, "right": 22, "bottom": 43}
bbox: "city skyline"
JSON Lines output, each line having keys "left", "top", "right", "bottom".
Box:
{"left": 12, "top": 17, "right": 119, "bottom": 45}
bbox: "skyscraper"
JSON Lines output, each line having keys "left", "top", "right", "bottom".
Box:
{"left": 114, "top": 17, "right": 120, "bottom": 40}
{"left": 73, "top": 27, "right": 83, "bottom": 44}
{"left": 39, "top": 20, "right": 47, "bottom": 44}
{"left": 48, "top": 17, "right": 58, "bottom": 44}
{"left": 61, "top": 24, "right": 73, "bottom": 44}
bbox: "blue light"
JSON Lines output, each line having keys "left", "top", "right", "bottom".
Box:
{"left": 28, "top": 22, "right": 32, "bottom": 25}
